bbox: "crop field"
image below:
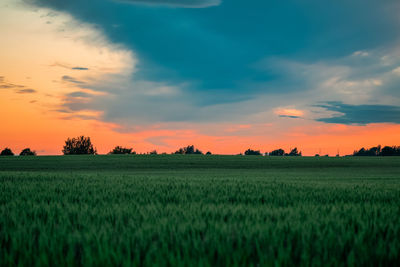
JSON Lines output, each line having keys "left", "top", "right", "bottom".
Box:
{"left": 1, "top": 155, "right": 400, "bottom": 266}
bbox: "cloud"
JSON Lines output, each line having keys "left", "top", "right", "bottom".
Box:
{"left": 16, "top": 0, "right": 400, "bottom": 134}
{"left": 16, "top": 88, "right": 37, "bottom": 94}
{"left": 352, "top": 51, "right": 369, "bottom": 57}
{"left": 72, "top": 67, "right": 89, "bottom": 70}
{"left": 0, "top": 77, "right": 26, "bottom": 89}
{"left": 61, "top": 75, "right": 85, "bottom": 85}
{"left": 116, "top": 0, "right": 221, "bottom": 8}
{"left": 392, "top": 67, "right": 400, "bottom": 75}
{"left": 58, "top": 74, "right": 272, "bottom": 126}
{"left": 274, "top": 108, "right": 304, "bottom": 119}
{"left": 278, "top": 115, "right": 302, "bottom": 119}
{"left": 66, "top": 91, "right": 91, "bottom": 98}
{"left": 0, "top": 84, "right": 15, "bottom": 89}
{"left": 315, "top": 101, "right": 400, "bottom": 125}
{"left": 51, "top": 63, "right": 89, "bottom": 70}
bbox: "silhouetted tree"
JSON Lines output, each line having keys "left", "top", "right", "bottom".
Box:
{"left": 353, "top": 146, "right": 382, "bottom": 156}
{"left": 62, "top": 136, "right": 96, "bottom": 155}
{"left": 244, "top": 149, "right": 262, "bottom": 155}
{"left": 269, "top": 149, "right": 285, "bottom": 156}
{"left": 149, "top": 150, "right": 157, "bottom": 155}
{"left": 381, "top": 146, "right": 400, "bottom": 156}
{"left": 0, "top": 148, "right": 14, "bottom": 156}
{"left": 19, "top": 148, "right": 36, "bottom": 156}
{"left": 174, "top": 145, "right": 203, "bottom": 155}
{"left": 353, "top": 147, "right": 367, "bottom": 156}
{"left": 353, "top": 145, "right": 400, "bottom": 156}
{"left": 286, "top": 147, "right": 302, "bottom": 156}
{"left": 109, "top": 146, "right": 135, "bottom": 154}
{"left": 369, "top": 146, "right": 381, "bottom": 156}
{"left": 206, "top": 151, "right": 212, "bottom": 155}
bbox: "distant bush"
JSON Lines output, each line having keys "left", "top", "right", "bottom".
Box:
{"left": 19, "top": 148, "right": 36, "bottom": 156}
{"left": 206, "top": 151, "right": 212, "bottom": 155}
{"left": 175, "top": 145, "right": 203, "bottom": 155}
{"left": 149, "top": 150, "right": 157, "bottom": 155}
{"left": 268, "top": 149, "right": 285, "bottom": 156}
{"left": 244, "top": 149, "right": 262, "bottom": 156}
{"left": 0, "top": 148, "right": 14, "bottom": 156}
{"left": 62, "top": 136, "right": 96, "bottom": 155}
{"left": 109, "top": 146, "right": 135, "bottom": 155}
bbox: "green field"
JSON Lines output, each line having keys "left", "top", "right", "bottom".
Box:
{"left": 1, "top": 155, "right": 399, "bottom": 266}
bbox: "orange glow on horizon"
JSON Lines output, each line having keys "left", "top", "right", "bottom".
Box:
{"left": 0, "top": 96, "right": 399, "bottom": 157}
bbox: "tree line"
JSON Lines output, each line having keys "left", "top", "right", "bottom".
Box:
{"left": 0, "top": 136, "right": 399, "bottom": 156}
{"left": 353, "top": 145, "right": 400, "bottom": 156}
{"left": 243, "top": 147, "right": 301, "bottom": 156}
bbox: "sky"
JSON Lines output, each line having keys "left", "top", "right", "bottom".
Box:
{"left": 1, "top": 0, "right": 400, "bottom": 155}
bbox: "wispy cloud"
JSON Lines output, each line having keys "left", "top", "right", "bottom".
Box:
{"left": 61, "top": 75, "right": 85, "bottom": 85}
{"left": 274, "top": 108, "right": 304, "bottom": 119}
{"left": 16, "top": 88, "right": 37, "bottom": 94}
{"left": 51, "top": 63, "right": 89, "bottom": 71}
{"left": 0, "top": 84, "right": 15, "bottom": 89}
{"left": 66, "top": 91, "right": 92, "bottom": 98}
{"left": 0, "top": 77, "right": 26, "bottom": 89}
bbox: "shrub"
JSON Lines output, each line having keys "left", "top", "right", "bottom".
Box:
{"left": 244, "top": 149, "right": 262, "bottom": 156}
{"left": 109, "top": 146, "right": 135, "bottom": 155}
{"left": 19, "top": 148, "right": 36, "bottom": 156}
{"left": 0, "top": 148, "right": 14, "bottom": 156}
{"left": 175, "top": 145, "right": 203, "bottom": 155}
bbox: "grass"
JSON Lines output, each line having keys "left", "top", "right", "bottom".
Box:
{"left": 1, "top": 155, "right": 399, "bottom": 266}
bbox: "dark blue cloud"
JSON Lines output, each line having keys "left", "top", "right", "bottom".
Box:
{"left": 316, "top": 102, "right": 400, "bottom": 125}
{"left": 21, "top": 0, "right": 400, "bottom": 129}
{"left": 26, "top": 0, "right": 400, "bottom": 101}
{"left": 116, "top": 0, "right": 221, "bottom": 8}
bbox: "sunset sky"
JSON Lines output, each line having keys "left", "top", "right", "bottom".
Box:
{"left": 1, "top": 0, "right": 400, "bottom": 155}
